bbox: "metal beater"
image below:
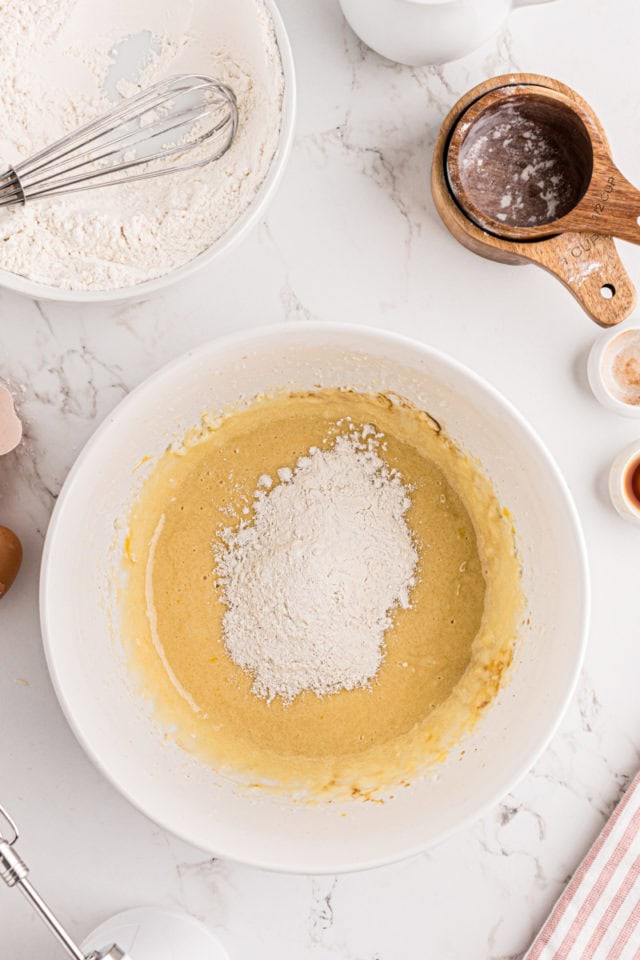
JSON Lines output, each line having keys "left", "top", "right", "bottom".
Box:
{"left": 0, "top": 805, "right": 121, "bottom": 958}
{"left": 0, "top": 74, "right": 238, "bottom": 209}
{"left": 0, "top": 805, "right": 229, "bottom": 960}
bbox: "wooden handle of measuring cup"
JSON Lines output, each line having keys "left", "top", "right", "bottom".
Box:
{"left": 566, "top": 161, "right": 640, "bottom": 248}
{"left": 526, "top": 232, "right": 636, "bottom": 327}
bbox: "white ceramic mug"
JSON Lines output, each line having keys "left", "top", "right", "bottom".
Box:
{"left": 338, "top": 0, "right": 558, "bottom": 66}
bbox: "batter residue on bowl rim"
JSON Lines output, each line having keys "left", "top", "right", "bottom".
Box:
{"left": 120, "top": 389, "right": 524, "bottom": 801}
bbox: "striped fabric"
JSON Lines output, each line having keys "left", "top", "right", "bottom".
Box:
{"left": 526, "top": 771, "right": 640, "bottom": 959}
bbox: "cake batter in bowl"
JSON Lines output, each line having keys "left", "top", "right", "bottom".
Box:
{"left": 40, "top": 323, "right": 589, "bottom": 872}
{"left": 121, "top": 388, "right": 523, "bottom": 800}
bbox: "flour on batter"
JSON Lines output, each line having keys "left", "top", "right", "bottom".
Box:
{"left": 215, "top": 424, "right": 419, "bottom": 703}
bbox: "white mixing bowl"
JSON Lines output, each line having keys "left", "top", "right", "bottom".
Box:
{"left": 0, "top": 0, "right": 295, "bottom": 304}
{"left": 40, "top": 323, "right": 589, "bottom": 873}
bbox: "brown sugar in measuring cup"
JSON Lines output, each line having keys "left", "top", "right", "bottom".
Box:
{"left": 431, "top": 74, "right": 638, "bottom": 328}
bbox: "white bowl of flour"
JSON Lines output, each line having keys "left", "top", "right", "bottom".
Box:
{"left": 0, "top": 0, "right": 294, "bottom": 301}
{"left": 40, "top": 323, "right": 589, "bottom": 872}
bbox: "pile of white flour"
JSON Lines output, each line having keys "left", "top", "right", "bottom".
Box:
{"left": 0, "top": 0, "right": 283, "bottom": 290}
{"left": 215, "top": 427, "right": 419, "bottom": 703}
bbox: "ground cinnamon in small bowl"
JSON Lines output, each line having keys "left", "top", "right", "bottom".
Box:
{"left": 606, "top": 329, "right": 640, "bottom": 406}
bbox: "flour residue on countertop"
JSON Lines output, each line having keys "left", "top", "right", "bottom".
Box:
{"left": 0, "top": 0, "right": 284, "bottom": 290}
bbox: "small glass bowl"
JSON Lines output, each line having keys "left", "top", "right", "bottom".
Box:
{"left": 609, "top": 441, "right": 640, "bottom": 527}
{"left": 588, "top": 325, "right": 640, "bottom": 418}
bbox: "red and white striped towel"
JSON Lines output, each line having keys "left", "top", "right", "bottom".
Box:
{"left": 526, "top": 771, "right": 640, "bottom": 959}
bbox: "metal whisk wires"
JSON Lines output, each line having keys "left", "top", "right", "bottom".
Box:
{"left": 0, "top": 74, "right": 238, "bottom": 208}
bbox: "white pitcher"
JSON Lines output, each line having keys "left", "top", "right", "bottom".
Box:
{"left": 338, "top": 0, "right": 558, "bottom": 66}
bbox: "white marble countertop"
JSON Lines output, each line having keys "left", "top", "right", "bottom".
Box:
{"left": 2, "top": 0, "right": 640, "bottom": 956}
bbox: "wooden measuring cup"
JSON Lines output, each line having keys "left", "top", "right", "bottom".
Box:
{"left": 446, "top": 81, "right": 640, "bottom": 246}
{"left": 431, "top": 74, "right": 637, "bottom": 326}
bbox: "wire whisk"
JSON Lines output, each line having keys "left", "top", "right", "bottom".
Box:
{"left": 0, "top": 74, "right": 238, "bottom": 208}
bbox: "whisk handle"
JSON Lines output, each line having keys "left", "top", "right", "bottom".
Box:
{"left": 0, "top": 804, "right": 124, "bottom": 960}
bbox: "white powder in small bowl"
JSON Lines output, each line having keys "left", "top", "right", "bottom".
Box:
{"left": 0, "top": 0, "right": 284, "bottom": 291}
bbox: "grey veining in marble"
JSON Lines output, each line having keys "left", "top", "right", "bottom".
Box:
{"left": 2, "top": 0, "right": 640, "bottom": 957}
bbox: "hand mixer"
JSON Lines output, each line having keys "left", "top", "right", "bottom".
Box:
{"left": 0, "top": 806, "right": 229, "bottom": 960}
{"left": 0, "top": 74, "right": 238, "bottom": 208}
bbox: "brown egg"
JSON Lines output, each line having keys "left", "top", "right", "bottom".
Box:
{"left": 0, "top": 526, "right": 22, "bottom": 598}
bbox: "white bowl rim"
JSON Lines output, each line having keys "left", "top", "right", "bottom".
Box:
{"left": 40, "top": 321, "right": 591, "bottom": 873}
{"left": 0, "top": 0, "right": 296, "bottom": 305}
